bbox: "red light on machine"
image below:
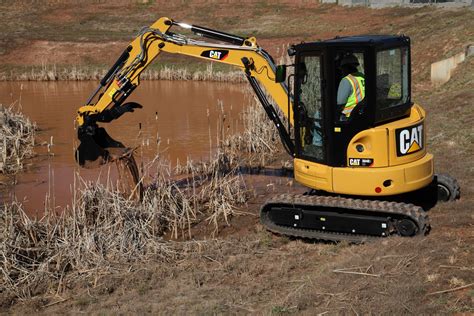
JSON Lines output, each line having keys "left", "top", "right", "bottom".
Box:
{"left": 375, "top": 187, "right": 382, "bottom": 193}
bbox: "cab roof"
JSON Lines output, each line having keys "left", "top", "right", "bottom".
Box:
{"left": 323, "top": 35, "right": 408, "bottom": 44}
{"left": 294, "top": 34, "right": 410, "bottom": 51}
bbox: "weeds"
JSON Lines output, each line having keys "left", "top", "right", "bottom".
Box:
{"left": 1, "top": 145, "right": 250, "bottom": 299}
{"left": 0, "top": 163, "right": 249, "bottom": 299}
{"left": 1, "top": 188, "right": 174, "bottom": 299}
{"left": 0, "top": 104, "right": 36, "bottom": 174}
{"left": 224, "top": 91, "right": 284, "bottom": 168}
{"left": 3, "top": 64, "right": 246, "bottom": 83}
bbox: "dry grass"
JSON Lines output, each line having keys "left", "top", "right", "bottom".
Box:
{"left": 4, "top": 64, "right": 246, "bottom": 83}
{"left": 1, "top": 126, "right": 252, "bottom": 300}
{"left": 145, "top": 153, "right": 249, "bottom": 239}
{"left": 1, "top": 186, "right": 172, "bottom": 299}
{"left": 224, "top": 95, "right": 280, "bottom": 167}
{"left": 173, "top": 153, "right": 248, "bottom": 236}
{"left": 174, "top": 89, "right": 285, "bottom": 175}
{"left": 1, "top": 159, "right": 249, "bottom": 300}
{"left": 0, "top": 104, "right": 36, "bottom": 174}
{"left": 142, "top": 64, "right": 245, "bottom": 83}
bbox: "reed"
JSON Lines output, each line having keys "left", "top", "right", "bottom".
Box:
{"left": 1, "top": 182, "right": 177, "bottom": 299}
{"left": 225, "top": 90, "right": 285, "bottom": 168}
{"left": 0, "top": 104, "right": 36, "bottom": 174}
{"left": 141, "top": 64, "right": 247, "bottom": 82}
{"left": 173, "top": 151, "right": 248, "bottom": 235}
{"left": 202, "top": 170, "right": 247, "bottom": 236}
{"left": 3, "top": 64, "right": 246, "bottom": 83}
{"left": 1, "top": 153, "right": 249, "bottom": 299}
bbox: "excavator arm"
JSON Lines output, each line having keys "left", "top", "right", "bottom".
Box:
{"left": 76, "top": 17, "right": 294, "bottom": 167}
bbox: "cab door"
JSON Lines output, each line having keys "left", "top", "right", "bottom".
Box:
{"left": 294, "top": 51, "right": 327, "bottom": 164}
{"left": 294, "top": 51, "right": 336, "bottom": 192}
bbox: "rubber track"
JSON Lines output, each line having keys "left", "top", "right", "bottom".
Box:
{"left": 260, "top": 194, "right": 430, "bottom": 243}
{"left": 437, "top": 173, "right": 461, "bottom": 201}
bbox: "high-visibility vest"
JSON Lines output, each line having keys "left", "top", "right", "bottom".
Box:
{"left": 342, "top": 72, "right": 365, "bottom": 117}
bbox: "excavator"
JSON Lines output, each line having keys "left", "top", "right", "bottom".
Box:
{"left": 75, "top": 17, "right": 460, "bottom": 242}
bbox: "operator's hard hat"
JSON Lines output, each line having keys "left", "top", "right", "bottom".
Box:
{"left": 340, "top": 54, "right": 360, "bottom": 67}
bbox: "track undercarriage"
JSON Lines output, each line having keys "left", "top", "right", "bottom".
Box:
{"left": 260, "top": 173, "right": 459, "bottom": 242}
{"left": 261, "top": 194, "right": 431, "bottom": 243}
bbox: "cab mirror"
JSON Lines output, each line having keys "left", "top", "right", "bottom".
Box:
{"left": 275, "top": 65, "right": 287, "bottom": 83}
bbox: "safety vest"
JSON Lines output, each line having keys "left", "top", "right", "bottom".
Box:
{"left": 342, "top": 72, "right": 365, "bottom": 117}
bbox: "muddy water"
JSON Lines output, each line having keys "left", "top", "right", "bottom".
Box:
{"left": 0, "top": 81, "right": 247, "bottom": 214}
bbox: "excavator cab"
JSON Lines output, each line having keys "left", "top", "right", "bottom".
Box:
{"left": 290, "top": 35, "right": 411, "bottom": 167}
{"left": 279, "top": 35, "right": 436, "bottom": 198}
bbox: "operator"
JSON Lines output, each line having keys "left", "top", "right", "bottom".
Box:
{"left": 337, "top": 54, "right": 365, "bottom": 119}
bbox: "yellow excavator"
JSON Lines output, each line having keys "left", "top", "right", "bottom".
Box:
{"left": 75, "top": 17, "right": 460, "bottom": 242}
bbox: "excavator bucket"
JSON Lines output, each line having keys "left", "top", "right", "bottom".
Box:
{"left": 76, "top": 126, "right": 143, "bottom": 200}
{"left": 76, "top": 126, "right": 122, "bottom": 168}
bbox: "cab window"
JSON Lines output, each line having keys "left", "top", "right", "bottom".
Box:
{"left": 376, "top": 47, "right": 409, "bottom": 110}
{"left": 334, "top": 51, "right": 366, "bottom": 122}
{"left": 298, "top": 54, "right": 324, "bottom": 161}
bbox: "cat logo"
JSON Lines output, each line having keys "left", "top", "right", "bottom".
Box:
{"left": 209, "top": 51, "right": 222, "bottom": 59}
{"left": 396, "top": 123, "right": 423, "bottom": 156}
{"left": 348, "top": 158, "right": 374, "bottom": 167}
{"left": 200, "top": 49, "right": 229, "bottom": 61}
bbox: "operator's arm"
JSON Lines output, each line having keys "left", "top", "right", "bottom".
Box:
{"left": 337, "top": 78, "right": 352, "bottom": 107}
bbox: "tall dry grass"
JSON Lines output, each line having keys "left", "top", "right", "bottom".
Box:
{"left": 4, "top": 64, "right": 246, "bottom": 83}
{"left": 1, "top": 152, "right": 248, "bottom": 299}
{"left": 142, "top": 64, "right": 245, "bottom": 82}
{"left": 1, "top": 193, "right": 174, "bottom": 299}
{"left": 0, "top": 104, "right": 36, "bottom": 174}
{"left": 225, "top": 90, "right": 286, "bottom": 168}
{"left": 172, "top": 150, "right": 248, "bottom": 236}
{"left": 173, "top": 84, "right": 286, "bottom": 174}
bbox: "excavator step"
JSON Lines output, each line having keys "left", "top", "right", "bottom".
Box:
{"left": 260, "top": 194, "right": 430, "bottom": 243}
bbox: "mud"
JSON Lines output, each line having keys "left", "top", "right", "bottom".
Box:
{"left": 0, "top": 81, "right": 247, "bottom": 215}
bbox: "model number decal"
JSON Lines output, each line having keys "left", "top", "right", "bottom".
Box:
{"left": 348, "top": 158, "right": 374, "bottom": 167}
{"left": 396, "top": 123, "right": 423, "bottom": 156}
{"left": 200, "top": 50, "right": 229, "bottom": 60}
